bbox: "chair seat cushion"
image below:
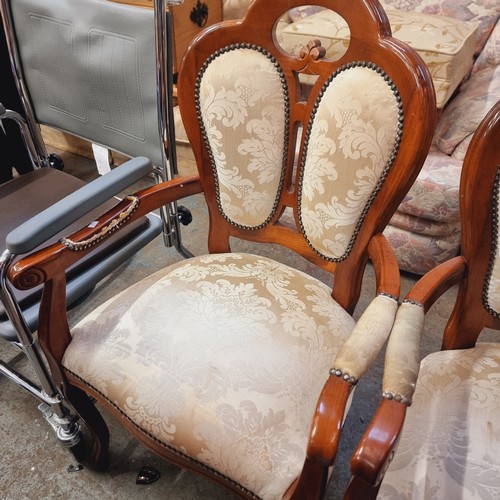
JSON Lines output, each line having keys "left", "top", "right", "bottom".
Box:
{"left": 379, "top": 343, "right": 500, "bottom": 499}
{"left": 280, "top": 9, "right": 478, "bottom": 108}
{"left": 63, "top": 252, "right": 356, "bottom": 498}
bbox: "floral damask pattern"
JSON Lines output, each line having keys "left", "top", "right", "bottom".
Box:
{"left": 63, "top": 253, "right": 357, "bottom": 499}
{"left": 299, "top": 65, "right": 400, "bottom": 260}
{"left": 379, "top": 343, "right": 500, "bottom": 500}
{"left": 199, "top": 48, "right": 287, "bottom": 229}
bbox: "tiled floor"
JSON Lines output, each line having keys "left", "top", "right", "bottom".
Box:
{"left": 0, "top": 146, "right": 488, "bottom": 499}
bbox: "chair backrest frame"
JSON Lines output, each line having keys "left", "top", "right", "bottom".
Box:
{"left": 178, "top": 0, "right": 436, "bottom": 312}
{"left": 443, "top": 100, "right": 500, "bottom": 349}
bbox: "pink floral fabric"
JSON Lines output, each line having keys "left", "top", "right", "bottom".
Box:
{"left": 383, "top": 224, "right": 461, "bottom": 274}
{"left": 394, "top": 147, "right": 462, "bottom": 223}
{"left": 386, "top": 147, "right": 463, "bottom": 274}
{"left": 473, "top": 18, "right": 500, "bottom": 73}
{"left": 434, "top": 65, "right": 500, "bottom": 155}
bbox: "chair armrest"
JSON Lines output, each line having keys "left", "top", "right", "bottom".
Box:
{"left": 306, "top": 293, "right": 399, "bottom": 467}
{"left": 8, "top": 174, "right": 203, "bottom": 290}
{"left": 346, "top": 256, "right": 466, "bottom": 492}
{"left": 305, "top": 233, "right": 401, "bottom": 466}
{"left": 6, "top": 156, "right": 153, "bottom": 254}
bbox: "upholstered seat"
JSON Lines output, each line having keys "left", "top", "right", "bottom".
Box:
{"left": 379, "top": 340, "right": 500, "bottom": 498}
{"left": 64, "top": 253, "right": 397, "bottom": 498}
{"left": 6, "top": 0, "right": 436, "bottom": 497}
{"left": 346, "top": 101, "right": 500, "bottom": 500}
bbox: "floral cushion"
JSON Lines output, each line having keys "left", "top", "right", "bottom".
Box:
{"left": 63, "top": 253, "right": 358, "bottom": 499}
{"left": 383, "top": 224, "right": 461, "bottom": 274}
{"left": 434, "top": 65, "right": 500, "bottom": 155}
{"left": 281, "top": 9, "right": 478, "bottom": 108}
{"left": 394, "top": 146, "right": 462, "bottom": 223}
{"left": 389, "top": 211, "right": 460, "bottom": 237}
{"left": 379, "top": 343, "right": 500, "bottom": 499}
{"left": 380, "top": 0, "right": 500, "bottom": 55}
{"left": 473, "top": 18, "right": 500, "bottom": 73}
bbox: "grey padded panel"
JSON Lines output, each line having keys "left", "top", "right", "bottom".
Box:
{"left": 10, "top": 0, "right": 164, "bottom": 166}
{"left": 6, "top": 156, "right": 152, "bottom": 254}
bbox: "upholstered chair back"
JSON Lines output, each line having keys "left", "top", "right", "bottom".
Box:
{"left": 178, "top": 0, "right": 436, "bottom": 311}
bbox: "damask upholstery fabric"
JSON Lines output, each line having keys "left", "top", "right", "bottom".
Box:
{"left": 299, "top": 65, "right": 401, "bottom": 261}
{"left": 379, "top": 343, "right": 500, "bottom": 500}
{"left": 382, "top": 301, "right": 424, "bottom": 401}
{"left": 280, "top": 9, "right": 478, "bottom": 108}
{"left": 63, "top": 253, "right": 360, "bottom": 499}
{"left": 197, "top": 48, "right": 402, "bottom": 258}
{"left": 198, "top": 48, "right": 287, "bottom": 229}
{"left": 333, "top": 295, "right": 398, "bottom": 380}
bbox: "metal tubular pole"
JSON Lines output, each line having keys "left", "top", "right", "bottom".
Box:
{"left": 154, "top": 0, "right": 193, "bottom": 258}
{"left": 0, "top": 251, "right": 70, "bottom": 422}
{"left": 0, "top": 105, "right": 42, "bottom": 170}
{"left": 0, "top": 0, "right": 50, "bottom": 168}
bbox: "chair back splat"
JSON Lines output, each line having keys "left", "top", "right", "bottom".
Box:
{"left": 178, "top": 0, "right": 436, "bottom": 312}
{"left": 8, "top": 0, "right": 436, "bottom": 498}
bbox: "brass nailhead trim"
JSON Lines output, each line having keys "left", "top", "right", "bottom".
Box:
{"left": 195, "top": 44, "right": 289, "bottom": 231}
{"left": 297, "top": 61, "right": 404, "bottom": 262}
{"left": 60, "top": 196, "right": 140, "bottom": 251}
{"left": 483, "top": 168, "right": 500, "bottom": 317}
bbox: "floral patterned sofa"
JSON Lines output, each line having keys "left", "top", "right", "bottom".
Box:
{"left": 177, "top": 0, "right": 500, "bottom": 274}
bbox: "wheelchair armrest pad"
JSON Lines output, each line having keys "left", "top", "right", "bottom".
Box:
{"left": 6, "top": 156, "right": 152, "bottom": 255}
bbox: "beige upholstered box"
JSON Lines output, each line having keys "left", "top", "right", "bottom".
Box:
{"left": 281, "top": 9, "right": 478, "bottom": 108}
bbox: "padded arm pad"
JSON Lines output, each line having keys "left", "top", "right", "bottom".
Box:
{"left": 6, "top": 156, "right": 152, "bottom": 254}
{"left": 333, "top": 294, "right": 398, "bottom": 380}
{"left": 382, "top": 300, "right": 425, "bottom": 402}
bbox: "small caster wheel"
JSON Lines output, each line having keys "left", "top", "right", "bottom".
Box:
{"left": 177, "top": 205, "right": 193, "bottom": 226}
{"left": 49, "top": 153, "right": 64, "bottom": 170}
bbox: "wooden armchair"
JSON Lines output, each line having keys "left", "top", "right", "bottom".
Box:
{"left": 346, "top": 100, "right": 500, "bottom": 499}
{"left": 7, "top": 0, "right": 435, "bottom": 497}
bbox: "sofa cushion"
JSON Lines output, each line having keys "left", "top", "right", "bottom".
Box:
{"left": 434, "top": 64, "right": 500, "bottom": 155}
{"left": 395, "top": 146, "right": 462, "bottom": 223}
{"left": 389, "top": 211, "right": 460, "bottom": 237}
{"left": 473, "top": 18, "right": 500, "bottom": 73}
{"left": 383, "top": 224, "right": 461, "bottom": 274}
{"left": 379, "top": 0, "right": 500, "bottom": 56}
{"left": 281, "top": 9, "right": 478, "bottom": 108}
